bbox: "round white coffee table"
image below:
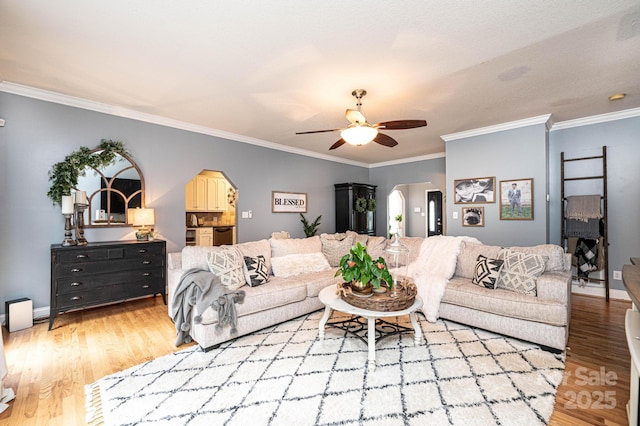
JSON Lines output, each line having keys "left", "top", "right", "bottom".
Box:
{"left": 318, "top": 285, "right": 424, "bottom": 371}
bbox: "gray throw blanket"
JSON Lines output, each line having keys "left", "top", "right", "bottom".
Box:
{"left": 566, "top": 218, "right": 601, "bottom": 239}
{"left": 172, "top": 268, "right": 245, "bottom": 346}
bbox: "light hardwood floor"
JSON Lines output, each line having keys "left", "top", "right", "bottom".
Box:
{"left": 0, "top": 294, "right": 632, "bottom": 425}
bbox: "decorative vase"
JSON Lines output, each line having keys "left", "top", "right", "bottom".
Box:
{"left": 350, "top": 280, "right": 373, "bottom": 295}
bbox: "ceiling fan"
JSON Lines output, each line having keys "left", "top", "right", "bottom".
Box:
{"left": 296, "top": 89, "right": 427, "bottom": 150}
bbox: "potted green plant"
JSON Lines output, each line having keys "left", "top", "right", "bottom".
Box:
{"left": 335, "top": 242, "right": 393, "bottom": 294}
{"left": 299, "top": 213, "right": 322, "bottom": 237}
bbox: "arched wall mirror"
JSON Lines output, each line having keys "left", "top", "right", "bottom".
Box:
{"left": 76, "top": 150, "right": 145, "bottom": 227}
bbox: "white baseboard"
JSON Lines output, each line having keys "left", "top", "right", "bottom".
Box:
{"left": 571, "top": 282, "right": 631, "bottom": 301}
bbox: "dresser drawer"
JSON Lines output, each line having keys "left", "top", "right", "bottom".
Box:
{"left": 124, "top": 244, "right": 164, "bottom": 258}
{"left": 55, "top": 267, "right": 164, "bottom": 294}
{"left": 54, "top": 256, "right": 164, "bottom": 278}
{"left": 55, "top": 281, "right": 164, "bottom": 310}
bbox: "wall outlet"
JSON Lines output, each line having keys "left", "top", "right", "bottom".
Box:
{"left": 241, "top": 211, "right": 249, "bottom": 219}
{"left": 452, "top": 211, "right": 459, "bottom": 219}
{"left": 613, "top": 270, "right": 622, "bottom": 280}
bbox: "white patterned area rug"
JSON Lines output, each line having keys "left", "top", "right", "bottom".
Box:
{"left": 85, "top": 311, "right": 565, "bottom": 426}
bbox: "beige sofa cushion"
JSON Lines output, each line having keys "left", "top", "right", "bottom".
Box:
{"left": 320, "top": 232, "right": 355, "bottom": 266}
{"left": 236, "top": 239, "right": 272, "bottom": 271}
{"left": 366, "top": 236, "right": 388, "bottom": 259}
{"left": 346, "top": 230, "right": 369, "bottom": 246}
{"left": 270, "top": 236, "right": 322, "bottom": 257}
{"left": 443, "top": 276, "right": 568, "bottom": 326}
{"left": 504, "top": 244, "right": 566, "bottom": 272}
{"left": 182, "top": 246, "right": 219, "bottom": 271}
{"left": 399, "top": 237, "right": 424, "bottom": 265}
{"left": 198, "top": 276, "right": 308, "bottom": 324}
{"left": 455, "top": 242, "right": 502, "bottom": 279}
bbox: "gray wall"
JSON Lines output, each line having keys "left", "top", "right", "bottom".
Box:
{"left": 548, "top": 117, "right": 640, "bottom": 291}
{"left": 0, "top": 93, "right": 368, "bottom": 313}
{"left": 369, "top": 157, "right": 446, "bottom": 237}
{"left": 445, "top": 123, "right": 549, "bottom": 246}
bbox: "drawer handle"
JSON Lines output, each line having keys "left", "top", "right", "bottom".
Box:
{"left": 76, "top": 254, "right": 88, "bottom": 259}
{"left": 139, "top": 249, "right": 147, "bottom": 253}
{"left": 71, "top": 268, "right": 83, "bottom": 273}
{"left": 70, "top": 296, "right": 82, "bottom": 301}
{"left": 142, "top": 284, "right": 150, "bottom": 289}
{"left": 143, "top": 272, "right": 152, "bottom": 276}
{"left": 142, "top": 260, "right": 151, "bottom": 265}
{"left": 70, "top": 282, "right": 82, "bottom": 287}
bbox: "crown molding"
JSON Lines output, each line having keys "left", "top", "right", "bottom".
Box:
{"left": 550, "top": 107, "right": 640, "bottom": 131}
{"left": 0, "top": 81, "right": 368, "bottom": 168}
{"left": 441, "top": 114, "right": 552, "bottom": 142}
{"left": 369, "top": 151, "right": 446, "bottom": 168}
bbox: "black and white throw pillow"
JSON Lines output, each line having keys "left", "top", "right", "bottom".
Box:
{"left": 472, "top": 254, "right": 504, "bottom": 289}
{"left": 243, "top": 255, "right": 270, "bottom": 287}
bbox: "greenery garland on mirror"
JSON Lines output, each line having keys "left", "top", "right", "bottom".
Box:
{"left": 47, "top": 139, "right": 128, "bottom": 206}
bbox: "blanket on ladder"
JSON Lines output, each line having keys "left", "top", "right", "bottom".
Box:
{"left": 407, "top": 235, "right": 481, "bottom": 322}
{"left": 171, "top": 268, "right": 245, "bottom": 346}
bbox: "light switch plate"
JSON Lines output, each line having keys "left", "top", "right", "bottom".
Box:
{"left": 452, "top": 211, "right": 459, "bottom": 219}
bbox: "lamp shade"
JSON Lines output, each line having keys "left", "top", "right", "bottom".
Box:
{"left": 132, "top": 208, "right": 155, "bottom": 227}
{"left": 340, "top": 124, "right": 378, "bottom": 146}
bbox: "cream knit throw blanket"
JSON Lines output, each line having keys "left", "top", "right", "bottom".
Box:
{"left": 407, "top": 235, "right": 481, "bottom": 322}
{"left": 566, "top": 195, "right": 602, "bottom": 222}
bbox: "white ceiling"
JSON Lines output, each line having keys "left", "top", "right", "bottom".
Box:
{"left": 1, "top": 1, "right": 639, "bottom": 164}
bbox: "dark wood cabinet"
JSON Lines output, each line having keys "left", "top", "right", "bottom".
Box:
{"left": 335, "top": 183, "right": 377, "bottom": 235}
{"left": 50, "top": 240, "right": 166, "bottom": 329}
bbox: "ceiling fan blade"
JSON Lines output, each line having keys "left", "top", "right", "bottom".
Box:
{"left": 373, "top": 133, "right": 398, "bottom": 148}
{"left": 295, "top": 128, "right": 340, "bottom": 135}
{"left": 346, "top": 109, "right": 366, "bottom": 124}
{"left": 329, "top": 138, "right": 346, "bottom": 150}
{"left": 374, "top": 120, "right": 427, "bottom": 130}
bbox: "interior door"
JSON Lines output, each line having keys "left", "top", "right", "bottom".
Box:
{"left": 427, "top": 190, "right": 443, "bottom": 236}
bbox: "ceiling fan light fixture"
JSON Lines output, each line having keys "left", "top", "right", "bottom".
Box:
{"left": 340, "top": 125, "right": 378, "bottom": 146}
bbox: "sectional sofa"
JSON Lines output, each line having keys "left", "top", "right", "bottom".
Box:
{"left": 167, "top": 232, "right": 571, "bottom": 351}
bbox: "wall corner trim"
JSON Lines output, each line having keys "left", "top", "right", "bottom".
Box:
{"left": 369, "top": 151, "right": 446, "bottom": 168}
{"left": 550, "top": 107, "right": 640, "bottom": 131}
{"left": 440, "top": 114, "right": 552, "bottom": 142}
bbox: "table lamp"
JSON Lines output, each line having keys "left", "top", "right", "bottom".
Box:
{"left": 133, "top": 208, "right": 155, "bottom": 240}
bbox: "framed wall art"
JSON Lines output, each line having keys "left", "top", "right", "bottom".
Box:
{"left": 499, "top": 178, "right": 533, "bottom": 220}
{"left": 453, "top": 177, "right": 495, "bottom": 204}
{"left": 462, "top": 207, "right": 484, "bottom": 227}
{"left": 272, "top": 191, "right": 307, "bottom": 213}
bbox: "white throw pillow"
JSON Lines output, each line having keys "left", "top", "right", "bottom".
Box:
{"left": 206, "top": 247, "right": 245, "bottom": 291}
{"left": 271, "top": 252, "right": 331, "bottom": 278}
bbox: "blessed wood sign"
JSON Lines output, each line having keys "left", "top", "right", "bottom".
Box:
{"left": 272, "top": 191, "right": 307, "bottom": 213}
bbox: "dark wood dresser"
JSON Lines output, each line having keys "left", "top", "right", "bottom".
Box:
{"left": 49, "top": 240, "right": 166, "bottom": 330}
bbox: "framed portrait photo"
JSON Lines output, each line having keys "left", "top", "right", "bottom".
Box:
{"left": 499, "top": 178, "right": 533, "bottom": 220}
{"left": 462, "top": 207, "right": 484, "bottom": 227}
{"left": 454, "top": 177, "right": 495, "bottom": 204}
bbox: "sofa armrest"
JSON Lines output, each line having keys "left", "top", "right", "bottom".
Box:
{"left": 167, "top": 252, "right": 182, "bottom": 270}
{"left": 536, "top": 270, "right": 571, "bottom": 304}
{"left": 563, "top": 252, "right": 572, "bottom": 272}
